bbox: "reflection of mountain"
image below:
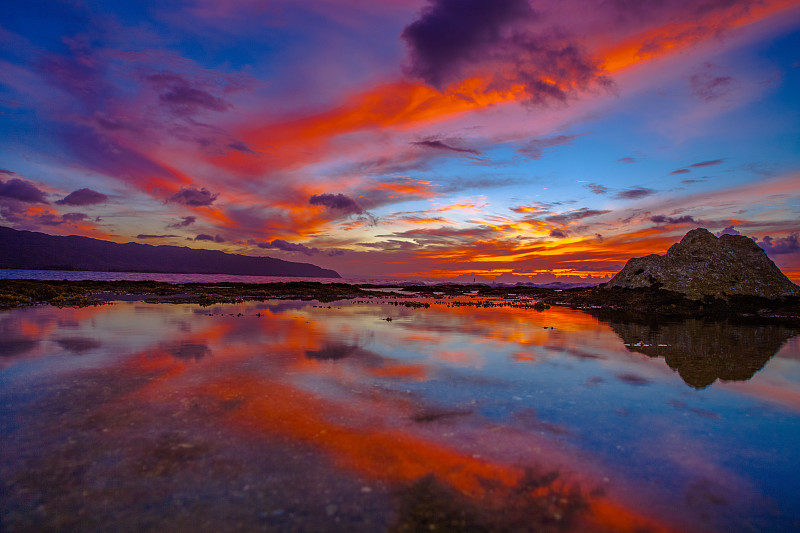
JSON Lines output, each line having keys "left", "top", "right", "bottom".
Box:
{"left": 605, "top": 319, "right": 798, "bottom": 389}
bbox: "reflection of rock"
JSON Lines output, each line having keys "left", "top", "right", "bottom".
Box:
{"left": 56, "top": 337, "right": 101, "bottom": 354}
{"left": 164, "top": 343, "right": 211, "bottom": 361}
{"left": 606, "top": 228, "right": 800, "bottom": 300}
{"left": 607, "top": 319, "right": 798, "bottom": 389}
{"left": 391, "top": 470, "right": 586, "bottom": 533}
{"left": 305, "top": 343, "right": 360, "bottom": 361}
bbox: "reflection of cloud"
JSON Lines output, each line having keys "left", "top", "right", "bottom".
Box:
{"left": 164, "top": 343, "right": 212, "bottom": 360}
{"left": 0, "top": 337, "right": 39, "bottom": 358}
{"left": 56, "top": 337, "right": 102, "bottom": 354}
{"left": 306, "top": 343, "right": 361, "bottom": 361}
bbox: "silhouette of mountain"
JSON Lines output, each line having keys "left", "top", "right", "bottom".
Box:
{"left": 0, "top": 226, "right": 340, "bottom": 278}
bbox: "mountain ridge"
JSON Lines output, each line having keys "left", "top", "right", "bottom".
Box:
{"left": 0, "top": 226, "right": 340, "bottom": 278}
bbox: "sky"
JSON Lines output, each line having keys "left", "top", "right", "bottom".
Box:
{"left": 1, "top": 0, "right": 799, "bottom": 282}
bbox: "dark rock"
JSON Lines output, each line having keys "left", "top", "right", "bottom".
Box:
{"left": 605, "top": 228, "right": 800, "bottom": 300}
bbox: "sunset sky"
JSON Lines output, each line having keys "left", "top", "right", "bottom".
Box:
{"left": 1, "top": 0, "right": 799, "bottom": 281}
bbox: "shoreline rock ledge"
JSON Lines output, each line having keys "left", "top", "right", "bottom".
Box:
{"left": 604, "top": 228, "right": 800, "bottom": 300}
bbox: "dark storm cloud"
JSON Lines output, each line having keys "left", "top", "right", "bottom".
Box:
{"left": 614, "top": 187, "right": 655, "bottom": 200}
{"left": 717, "top": 226, "right": 740, "bottom": 236}
{"left": 309, "top": 193, "right": 363, "bottom": 215}
{"left": 258, "top": 239, "right": 319, "bottom": 256}
{"left": 549, "top": 228, "right": 567, "bottom": 238}
{"left": 411, "top": 139, "right": 481, "bottom": 156}
{"left": 35, "top": 212, "right": 88, "bottom": 226}
{"left": 518, "top": 133, "right": 587, "bottom": 160}
{"left": 401, "top": 0, "right": 608, "bottom": 104}
{"left": 137, "top": 234, "right": 179, "bottom": 239}
{"left": 650, "top": 215, "right": 696, "bottom": 224}
{"left": 226, "top": 140, "right": 254, "bottom": 154}
{"left": 584, "top": 183, "right": 609, "bottom": 195}
{"left": 56, "top": 188, "right": 108, "bottom": 206}
{"left": 195, "top": 234, "right": 225, "bottom": 243}
{"left": 690, "top": 73, "right": 734, "bottom": 101}
{"left": 546, "top": 208, "right": 610, "bottom": 224}
{"left": 60, "top": 126, "right": 188, "bottom": 191}
{"left": 402, "top": 0, "right": 534, "bottom": 87}
{"left": 147, "top": 71, "right": 232, "bottom": 116}
{"left": 759, "top": 233, "right": 800, "bottom": 255}
{"left": 0, "top": 179, "right": 48, "bottom": 203}
{"left": 690, "top": 159, "right": 724, "bottom": 168}
{"left": 167, "top": 187, "right": 219, "bottom": 207}
{"left": 167, "top": 216, "right": 197, "bottom": 229}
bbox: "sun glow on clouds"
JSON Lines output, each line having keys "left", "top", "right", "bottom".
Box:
{"left": 0, "top": 0, "right": 799, "bottom": 279}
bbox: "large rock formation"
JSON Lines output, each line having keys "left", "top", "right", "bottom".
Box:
{"left": 605, "top": 228, "right": 800, "bottom": 300}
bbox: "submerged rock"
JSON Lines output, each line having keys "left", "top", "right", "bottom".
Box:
{"left": 605, "top": 228, "right": 800, "bottom": 300}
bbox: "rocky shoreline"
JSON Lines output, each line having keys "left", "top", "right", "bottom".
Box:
{"left": 1, "top": 278, "right": 799, "bottom": 322}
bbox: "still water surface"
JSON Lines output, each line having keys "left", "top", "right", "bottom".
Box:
{"left": 2, "top": 297, "right": 799, "bottom": 532}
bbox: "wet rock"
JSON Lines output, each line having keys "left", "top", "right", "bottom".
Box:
{"left": 605, "top": 228, "right": 800, "bottom": 300}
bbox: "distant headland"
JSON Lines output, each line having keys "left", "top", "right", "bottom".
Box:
{"left": 0, "top": 226, "right": 340, "bottom": 279}
{"left": 1, "top": 227, "right": 798, "bottom": 319}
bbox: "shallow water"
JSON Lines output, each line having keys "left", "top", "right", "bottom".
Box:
{"left": 1, "top": 298, "right": 799, "bottom": 532}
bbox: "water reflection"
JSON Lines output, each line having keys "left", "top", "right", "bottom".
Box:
{"left": 1, "top": 299, "right": 799, "bottom": 533}
{"left": 163, "top": 342, "right": 212, "bottom": 361}
{"left": 55, "top": 337, "right": 102, "bottom": 354}
{"left": 605, "top": 318, "right": 798, "bottom": 388}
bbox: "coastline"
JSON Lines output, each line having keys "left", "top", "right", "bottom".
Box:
{"left": 2, "top": 278, "right": 798, "bottom": 322}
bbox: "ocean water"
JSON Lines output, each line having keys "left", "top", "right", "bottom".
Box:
{"left": 2, "top": 295, "right": 799, "bottom": 532}
{"left": 0, "top": 268, "right": 429, "bottom": 285}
